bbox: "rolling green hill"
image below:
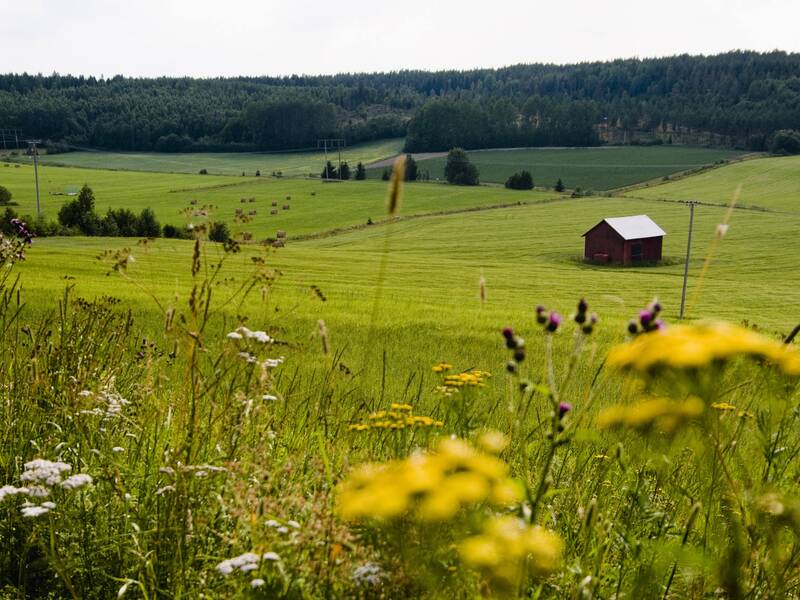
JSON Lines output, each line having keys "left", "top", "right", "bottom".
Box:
{"left": 0, "top": 162, "right": 560, "bottom": 237}
{"left": 9, "top": 138, "right": 404, "bottom": 177}
{"left": 398, "top": 146, "right": 746, "bottom": 190}
{"left": 623, "top": 154, "right": 800, "bottom": 212}
{"left": 6, "top": 150, "right": 800, "bottom": 600}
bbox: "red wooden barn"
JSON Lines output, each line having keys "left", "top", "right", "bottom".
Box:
{"left": 582, "top": 215, "right": 666, "bottom": 265}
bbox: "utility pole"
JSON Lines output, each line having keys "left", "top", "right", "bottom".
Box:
{"left": 317, "top": 139, "right": 345, "bottom": 180}
{"left": 26, "top": 140, "right": 42, "bottom": 217}
{"left": 679, "top": 201, "right": 697, "bottom": 320}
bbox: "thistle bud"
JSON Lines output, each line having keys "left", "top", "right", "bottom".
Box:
{"left": 546, "top": 312, "right": 562, "bottom": 333}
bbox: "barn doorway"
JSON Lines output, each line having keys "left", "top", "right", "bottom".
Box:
{"left": 631, "top": 243, "right": 643, "bottom": 261}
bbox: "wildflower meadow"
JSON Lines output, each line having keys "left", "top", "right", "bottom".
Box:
{"left": 1, "top": 159, "right": 800, "bottom": 599}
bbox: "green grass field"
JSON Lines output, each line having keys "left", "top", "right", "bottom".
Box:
{"left": 0, "top": 162, "right": 561, "bottom": 237}
{"left": 4, "top": 153, "right": 800, "bottom": 598}
{"left": 6, "top": 138, "right": 404, "bottom": 177}
{"left": 624, "top": 154, "right": 800, "bottom": 212}
{"left": 16, "top": 190, "right": 800, "bottom": 351}
{"left": 398, "top": 146, "right": 746, "bottom": 190}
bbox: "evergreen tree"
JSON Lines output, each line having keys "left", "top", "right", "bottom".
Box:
{"left": 505, "top": 170, "right": 534, "bottom": 190}
{"left": 137, "top": 208, "right": 161, "bottom": 237}
{"left": 355, "top": 162, "right": 367, "bottom": 180}
{"left": 555, "top": 178, "right": 565, "bottom": 192}
{"left": 208, "top": 222, "right": 231, "bottom": 243}
{"left": 405, "top": 155, "right": 418, "bottom": 181}
{"left": 339, "top": 162, "right": 351, "bottom": 180}
{"left": 321, "top": 161, "right": 338, "bottom": 179}
{"left": 58, "top": 184, "right": 101, "bottom": 234}
{"left": 444, "top": 148, "right": 479, "bottom": 185}
{"left": 0, "top": 185, "right": 11, "bottom": 205}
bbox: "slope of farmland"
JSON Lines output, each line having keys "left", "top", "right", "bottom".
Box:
{"left": 624, "top": 154, "right": 800, "bottom": 212}
{"left": 399, "top": 146, "right": 746, "bottom": 190}
{"left": 12, "top": 138, "right": 404, "bottom": 176}
{"left": 0, "top": 162, "right": 561, "bottom": 237}
{"left": 16, "top": 194, "right": 800, "bottom": 348}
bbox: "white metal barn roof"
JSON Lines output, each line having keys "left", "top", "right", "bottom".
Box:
{"left": 585, "top": 215, "right": 666, "bottom": 240}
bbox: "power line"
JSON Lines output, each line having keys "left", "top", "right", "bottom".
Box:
{"left": 0, "top": 128, "right": 21, "bottom": 150}
{"left": 25, "top": 140, "right": 42, "bottom": 217}
{"left": 679, "top": 201, "right": 697, "bottom": 320}
{"left": 317, "top": 138, "right": 346, "bottom": 180}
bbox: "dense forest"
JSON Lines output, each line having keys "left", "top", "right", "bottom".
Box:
{"left": 1, "top": 51, "right": 800, "bottom": 153}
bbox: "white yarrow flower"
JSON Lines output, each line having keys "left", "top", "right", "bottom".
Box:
{"left": 21, "top": 504, "right": 51, "bottom": 518}
{"left": 353, "top": 562, "right": 385, "bottom": 586}
{"left": 21, "top": 459, "right": 72, "bottom": 485}
{"left": 251, "top": 578, "right": 265, "bottom": 588}
{"left": 262, "top": 552, "right": 280, "bottom": 561}
{"left": 226, "top": 331, "right": 243, "bottom": 340}
{"left": 61, "top": 474, "right": 93, "bottom": 490}
{"left": 0, "top": 485, "right": 28, "bottom": 501}
{"left": 250, "top": 331, "right": 272, "bottom": 344}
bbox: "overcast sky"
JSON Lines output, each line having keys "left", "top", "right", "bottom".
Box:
{"left": 2, "top": 0, "right": 799, "bottom": 77}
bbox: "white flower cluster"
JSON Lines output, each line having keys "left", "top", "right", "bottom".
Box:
{"left": 20, "top": 458, "right": 72, "bottom": 485}
{"left": 61, "top": 474, "right": 93, "bottom": 490}
{"left": 226, "top": 327, "right": 273, "bottom": 344}
{"left": 77, "top": 388, "right": 130, "bottom": 419}
{"left": 215, "top": 551, "right": 280, "bottom": 576}
{"left": 238, "top": 351, "right": 258, "bottom": 364}
{"left": 0, "top": 459, "right": 92, "bottom": 518}
{"left": 265, "top": 518, "right": 301, "bottom": 535}
{"left": 352, "top": 562, "right": 386, "bottom": 586}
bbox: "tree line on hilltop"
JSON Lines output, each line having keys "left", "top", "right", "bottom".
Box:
{"left": 2, "top": 51, "right": 800, "bottom": 153}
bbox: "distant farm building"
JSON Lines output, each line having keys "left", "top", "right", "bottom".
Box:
{"left": 582, "top": 215, "right": 665, "bottom": 264}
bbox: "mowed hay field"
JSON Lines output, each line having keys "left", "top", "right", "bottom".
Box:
{"left": 5, "top": 154, "right": 800, "bottom": 598}
{"left": 0, "top": 162, "right": 561, "bottom": 238}
{"left": 625, "top": 154, "right": 800, "bottom": 211}
{"left": 398, "top": 145, "right": 747, "bottom": 190}
{"left": 17, "top": 138, "right": 404, "bottom": 176}
{"left": 17, "top": 189, "right": 800, "bottom": 369}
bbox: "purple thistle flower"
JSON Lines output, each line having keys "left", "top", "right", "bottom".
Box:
{"left": 546, "top": 312, "right": 562, "bottom": 333}
{"left": 501, "top": 327, "right": 514, "bottom": 340}
{"left": 639, "top": 310, "right": 653, "bottom": 326}
{"left": 558, "top": 402, "right": 572, "bottom": 417}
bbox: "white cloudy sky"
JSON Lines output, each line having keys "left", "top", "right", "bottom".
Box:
{"left": 2, "top": 0, "right": 799, "bottom": 77}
